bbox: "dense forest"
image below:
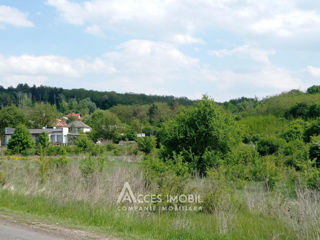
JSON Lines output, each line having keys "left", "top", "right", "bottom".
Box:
{"left": 0, "top": 84, "right": 193, "bottom": 110}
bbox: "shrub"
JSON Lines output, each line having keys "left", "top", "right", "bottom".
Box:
{"left": 46, "top": 145, "right": 67, "bottom": 156}
{"left": 37, "top": 131, "right": 50, "bottom": 149}
{"left": 89, "top": 144, "right": 105, "bottom": 156}
{"left": 283, "top": 140, "right": 309, "bottom": 170}
{"left": 52, "top": 156, "right": 70, "bottom": 169}
{"left": 106, "top": 143, "right": 117, "bottom": 151}
{"left": 75, "top": 135, "right": 94, "bottom": 152}
{"left": 281, "top": 121, "right": 304, "bottom": 142}
{"left": 285, "top": 103, "right": 310, "bottom": 120}
{"left": 160, "top": 96, "right": 241, "bottom": 175}
{"left": 257, "top": 137, "right": 286, "bottom": 156}
{"left": 7, "top": 124, "right": 34, "bottom": 154}
{"left": 137, "top": 136, "right": 156, "bottom": 154}
{"left": 304, "top": 119, "right": 320, "bottom": 142}
{"left": 79, "top": 156, "right": 106, "bottom": 177}
{"left": 124, "top": 129, "right": 137, "bottom": 141}
{"left": 309, "top": 136, "right": 320, "bottom": 168}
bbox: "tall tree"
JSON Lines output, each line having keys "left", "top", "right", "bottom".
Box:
{"left": 28, "top": 103, "right": 60, "bottom": 128}
{"left": 8, "top": 124, "right": 34, "bottom": 154}
{"left": 0, "top": 105, "right": 27, "bottom": 137}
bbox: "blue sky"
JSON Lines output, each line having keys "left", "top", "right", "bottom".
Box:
{"left": 0, "top": 0, "right": 320, "bottom": 101}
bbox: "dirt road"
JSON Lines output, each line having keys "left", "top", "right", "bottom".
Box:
{"left": 0, "top": 212, "right": 116, "bottom": 240}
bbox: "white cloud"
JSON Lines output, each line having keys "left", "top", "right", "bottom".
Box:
{"left": 101, "top": 40, "right": 302, "bottom": 100}
{"left": 0, "top": 54, "right": 116, "bottom": 77}
{"left": 0, "top": 40, "right": 305, "bottom": 101}
{"left": 0, "top": 5, "right": 33, "bottom": 27}
{"left": 210, "top": 45, "right": 276, "bottom": 64}
{"left": 47, "top": 0, "right": 320, "bottom": 39}
{"left": 307, "top": 66, "right": 320, "bottom": 78}
{"left": 85, "top": 25, "right": 105, "bottom": 37}
{"left": 171, "top": 34, "right": 205, "bottom": 44}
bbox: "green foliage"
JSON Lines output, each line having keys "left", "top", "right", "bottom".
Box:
{"left": 309, "top": 136, "right": 320, "bottom": 168}
{"left": 124, "top": 129, "right": 137, "bottom": 141}
{"left": 75, "top": 135, "right": 94, "bottom": 152}
{"left": 256, "top": 137, "right": 286, "bottom": 156}
{"left": 307, "top": 85, "right": 320, "bottom": 94}
{"left": 240, "top": 115, "right": 287, "bottom": 138}
{"left": 253, "top": 90, "right": 320, "bottom": 116}
{"left": 51, "top": 156, "right": 70, "bottom": 169}
{"left": 37, "top": 131, "right": 50, "bottom": 149}
{"left": 304, "top": 119, "right": 320, "bottom": 142}
{"left": 36, "top": 147, "right": 50, "bottom": 183}
{"left": 28, "top": 103, "right": 59, "bottom": 128}
{"left": 66, "top": 115, "right": 78, "bottom": 124}
{"left": 46, "top": 145, "right": 67, "bottom": 156}
{"left": 285, "top": 103, "right": 320, "bottom": 120}
{"left": 79, "top": 156, "right": 106, "bottom": 177}
{"left": 0, "top": 105, "right": 27, "bottom": 137}
{"left": 280, "top": 120, "right": 304, "bottom": 142}
{"left": 87, "top": 110, "right": 122, "bottom": 141}
{"left": 137, "top": 136, "right": 156, "bottom": 154}
{"left": 283, "top": 140, "right": 309, "bottom": 170}
{"left": 7, "top": 124, "right": 34, "bottom": 154}
{"left": 160, "top": 96, "right": 241, "bottom": 175}
{"left": 89, "top": 144, "right": 105, "bottom": 156}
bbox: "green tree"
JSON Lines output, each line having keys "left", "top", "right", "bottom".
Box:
{"left": 37, "top": 131, "right": 50, "bottom": 149}
{"left": 160, "top": 96, "right": 241, "bottom": 175}
{"left": 75, "top": 135, "right": 93, "bottom": 152}
{"left": 87, "top": 110, "right": 122, "bottom": 141}
{"left": 304, "top": 119, "right": 320, "bottom": 142}
{"left": 137, "top": 136, "right": 156, "bottom": 154}
{"left": 307, "top": 85, "right": 320, "bottom": 94}
{"left": 8, "top": 124, "right": 34, "bottom": 154}
{"left": 0, "top": 105, "right": 27, "bottom": 138}
{"left": 29, "top": 103, "right": 59, "bottom": 128}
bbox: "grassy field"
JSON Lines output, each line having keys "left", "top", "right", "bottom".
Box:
{"left": 0, "top": 150, "right": 319, "bottom": 240}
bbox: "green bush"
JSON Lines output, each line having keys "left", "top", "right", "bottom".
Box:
{"left": 37, "top": 131, "right": 50, "bottom": 149}
{"left": 89, "top": 144, "right": 105, "bottom": 156}
{"left": 160, "top": 96, "right": 241, "bottom": 175}
{"left": 75, "top": 135, "right": 94, "bottom": 152}
{"left": 309, "top": 136, "right": 320, "bottom": 168}
{"left": 105, "top": 143, "right": 116, "bottom": 151}
{"left": 124, "top": 129, "right": 137, "bottom": 141}
{"left": 304, "top": 119, "right": 320, "bottom": 142}
{"left": 281, "top": 121, "right": 304, "bottom": 142}
{"left": 137, "top": 136, "right": 156, "bottom": 154}
{"left": 51, "top": 156, "right": 70, "bottom": 169}
{"left": 79, "top": 156, "right": 106, "bottom": 177}
{"left": 7, "top": 124, "right": 34, "bottom": 154}
{"left": 46, "top": 145, "right": 67, "bottom": 156}
{"left": 257, "top": 137, "right": 286, "bottom": 156}
{"left": 283, "top": 140, "right": 309, "bottom": 170}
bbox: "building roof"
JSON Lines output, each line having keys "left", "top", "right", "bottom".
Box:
{"left": 5, "top": 127, "right": 65, "bottom": 135}
{"left": 65, "top": 113, "right": 81, "bottom": 120}
{"left": 56, "top": 118, "right": 67, "bottom": 127}
{"left": 67, "top": 120, "right": 91, "bottom": 129}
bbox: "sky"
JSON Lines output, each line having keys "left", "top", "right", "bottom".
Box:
{"left": 0, "top": 0, "right": 320, "bottom": 101}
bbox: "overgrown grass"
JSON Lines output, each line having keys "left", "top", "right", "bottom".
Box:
{"left": 0, "top": 156, "right": 319, "bottom": 240}
{"left": 0, "top": 190, "right": 297, "bottom": 240}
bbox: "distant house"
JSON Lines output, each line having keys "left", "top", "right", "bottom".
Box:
{"left": 137, "top": 133, "right": 145, "bottom": 138}
{"left": 67, "top": 120, "right": 91, "bottom": 134}
{"left": 56, "top": 118, "right": 67, "bottom": 127}
{"left": 65, "top": 113, "right": 81, "bottom": 120}
{"left": 5, "top": 127, "right": 69, "bottom": 145}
